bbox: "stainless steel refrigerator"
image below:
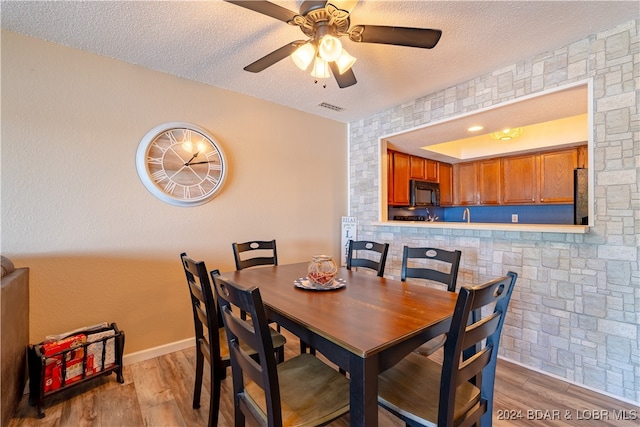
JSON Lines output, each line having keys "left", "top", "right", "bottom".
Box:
{"left": 574, "top": 168, "right": 588, "bottom": 225}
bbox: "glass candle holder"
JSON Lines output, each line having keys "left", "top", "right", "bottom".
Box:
{"left": 307, "top": 255, "right": 338, "bottom": 287}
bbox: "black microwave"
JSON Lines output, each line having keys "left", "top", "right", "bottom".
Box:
{"left": 410, "top": 180, "right": 440, "bottom": 207}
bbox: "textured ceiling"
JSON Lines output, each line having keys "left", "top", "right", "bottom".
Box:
{"left": 2, "top": 0, "right": 637, "bottom": 127}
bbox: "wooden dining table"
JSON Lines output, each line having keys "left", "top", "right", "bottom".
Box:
{"left": 222, "top": 262, "right": 458, "bottom": 427}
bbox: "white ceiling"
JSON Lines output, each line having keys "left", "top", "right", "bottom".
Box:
{"left": 1, "top": 0, "right": 637, "bottom": 134}
{"left": 2, "top": 1, "right": 637, "bottom": 121}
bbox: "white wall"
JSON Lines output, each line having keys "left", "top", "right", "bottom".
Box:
{"left": 1, "top": 31, "right": 348, "bottom": 353}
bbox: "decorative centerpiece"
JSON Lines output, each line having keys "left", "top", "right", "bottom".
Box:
{"left": 307, "top": 255, "right": 338, "bottom": 287}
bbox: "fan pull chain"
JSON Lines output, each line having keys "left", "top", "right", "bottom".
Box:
{"left": 314, "top": 79, "right": 327, "bottom": 88}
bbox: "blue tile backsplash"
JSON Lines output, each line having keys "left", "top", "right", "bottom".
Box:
{"left": 390, "top": 205, "right": 575, "bottom": 225}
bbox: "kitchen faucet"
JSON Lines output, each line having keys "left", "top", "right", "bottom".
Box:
{"left": 463, "top": 208, "right": 471, "bottom": 223}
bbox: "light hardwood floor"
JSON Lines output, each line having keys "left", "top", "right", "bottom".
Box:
{"left": 9, "top": 330, "right": 639, "bottom": 427}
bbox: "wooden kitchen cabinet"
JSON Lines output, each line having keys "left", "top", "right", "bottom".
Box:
{"left": 387, "top": 151, "right": 394, "bottom": 205}
{"left": 410, "top": 156, "right": 425, "bottom": 179}
{"left": 409, "top": 156, "right": 438, "bottom": 182}
{"left": 438, "top": 162, "right": 453, "bottom": 205}
{"left": 454, "top": 162, "right": 478, "bottom": 205}
{"left": 539, "top": 148, "right": 578, "bottom": 203}
{"left": 389, "top": 151, "right": 410, "bottom": 205}
{"left": 478, "top": 159, "right": 501, "bottom": 204}
{"left": 577, "top": 144, "right": 588, "bottom": 168}
{"left": 501, "top": 154, "right": 537, "bottom": 204}
{"left": 424, "top": 159, "right": 438, "bottom": 182}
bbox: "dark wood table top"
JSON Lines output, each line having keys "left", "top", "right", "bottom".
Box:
{"left": 222, "top": 262, "right": 458, "bottom": 358}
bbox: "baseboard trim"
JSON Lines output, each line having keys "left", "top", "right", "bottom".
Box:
{"left": 122, "top": 337, "right": 195, "bottom": 366}
{"left": 498, "top": 355, "right": 639, "bottom": 406}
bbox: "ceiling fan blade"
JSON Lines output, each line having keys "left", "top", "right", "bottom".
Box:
{"left": 329, "top": 62, "right": 357, "bottom": 88}
{"left": 244, "top": 42, "right": 303, "bottom": 73}
{"left": 349, "top": 25, "right": 442, "bottom": 49}
{"left": 224, "top": 0, "right": 298, "bottom": 23}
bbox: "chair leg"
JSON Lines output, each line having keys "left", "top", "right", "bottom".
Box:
{"left": 193, "top": 348, "right": 204, "bottom": 409}
{"left": 300, "top": 341, "right": 316, "bottom": 355}
{"left": 208, "top": 366, "right": 221, "bottom": 427}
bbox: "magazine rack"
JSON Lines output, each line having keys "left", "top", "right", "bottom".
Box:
{"left": 27, "top": 322, "right": 124, "bottom": 417}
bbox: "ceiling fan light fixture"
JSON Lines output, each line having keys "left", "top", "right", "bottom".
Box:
{"left": 292, "top": 42, "right": 316, "bottom": 70}
{"left": 318, "top": 35, "right": 343, "bottom": 62}
{"left": 335, "top": 49, "right": 357, "bottom": 74}
{"left": 311, "top": 56, "right": 331, "bottom": 79}
{"left": 490, "top": 127, "right": 523, "bottom": 141}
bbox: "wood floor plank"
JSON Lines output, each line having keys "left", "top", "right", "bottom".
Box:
{"left": 155, "top": 351, "right": 208, "bottom": 427}
{"left": 141, "top": 399, "right": 187, "bottom": 427}
{"left": 129, "top": 357, "right": 175, "bottom": 410}
{"left": 9, "top": 330, "right": 638, "bottom": 427}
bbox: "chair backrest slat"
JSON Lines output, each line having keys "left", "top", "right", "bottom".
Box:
{"left": 346, "top": 240, "right": 390, "bottom": 277}
{"left": 462, "top": 311, "right": 501, "bottom": 349}
{"left": 232, "top": 240, "right": 278, "bottom": 271}
{"left": 401, "top": 246, "right": 462, "bottom": 291}
{"left": 456, "top": 346, "right": 492, "bottom": 386}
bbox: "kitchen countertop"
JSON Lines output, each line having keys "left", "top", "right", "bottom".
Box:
{"left": 375, "top": 220, "right": 590, "bottom": 234}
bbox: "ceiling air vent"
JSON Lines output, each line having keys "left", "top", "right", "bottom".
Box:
{"left": 318, "top": 102, "right": 344, "bottom": 112}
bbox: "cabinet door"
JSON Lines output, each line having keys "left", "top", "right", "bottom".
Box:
{"left": 392, "top": 152, "right": 410, "bottom": 205}
{"left": 478, "top": 159, "right": 501, "bottom": 204}
{"left": 577, "top": 144, "right": 588, "bottom": 168}
{"left": 410, "top": 156, "right": 425, "bottom": 179}
{"left": 387, "top": 151, "right": 394, "bottom": 204}
{"left": 539, "top": 148, "right": 578, "bottom": 203}
{"left": 454, "top": 162, "right": 478, "bottom": 205}
{"left": 502, "top": 154, "right": 537, "bottom": 204}
{"left": 424, "top": 159, "right": 438, "bottom": 182}
{"left": 438, "top": 162, "right": 453, "bottom": 206}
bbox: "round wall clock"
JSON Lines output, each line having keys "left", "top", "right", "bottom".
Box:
{"left": 136, "top": 122, "right": 227, "bottom": 207}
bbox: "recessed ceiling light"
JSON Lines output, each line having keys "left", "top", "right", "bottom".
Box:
{"left": 467, "top": 125, "right": 484, "bottom": 132}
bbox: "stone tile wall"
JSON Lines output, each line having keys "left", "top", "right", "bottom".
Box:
{"left": 349, "top": 19, "right": 638, "bottom": 402}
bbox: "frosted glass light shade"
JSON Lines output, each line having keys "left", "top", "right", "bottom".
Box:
{"left": 318, "top": 35, "right": 342, "bottom": 62}
{"left": 335, "top": 49, "right": 357, "bottom": 74}
{"left": 291, "top": 43, "right": 316, "bottom": 71}
{"left": 311, "top": 57, "right": 331, "bottom": 78}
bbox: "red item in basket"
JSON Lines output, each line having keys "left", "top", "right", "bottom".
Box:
{"left": 41, "top": 334, "right": 86, "bottom": 392}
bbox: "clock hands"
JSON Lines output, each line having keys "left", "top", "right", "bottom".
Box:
{"left": 185, "top": 160, "right": 217, "bottom": 166}
{"left": 182, "top": 151, "right": 217, "bottom": 167}
{"left": 183, "top": 152, "right": 199, "bottom": 166}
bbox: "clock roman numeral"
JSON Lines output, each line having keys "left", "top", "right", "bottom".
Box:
{"left": 166, "top": 130, "right": 181, "bottom": 146}
{"left": 205, "top": 175, "right": 219, "bottom": 186}
{"left": 164, "top": 180, "right": 177, "bottom": 195}
{"left": 151, "top": 141, "right": 168, "bottom": 153}
{"left": 147, "top": 156, "right": 163, "bottom": 166}
{"left": 151, "top": 169, "right": 168, "bottom": 182}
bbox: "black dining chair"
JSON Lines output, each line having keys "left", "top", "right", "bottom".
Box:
{"left": 212, "top": 274, "right": 351, "bottom": 427}
{"left": 378, "top": 271, "right": 518, "bottom": 427}
{"left": 180, "top": 253, "right": 286, "bottom": 427}
{"left": 232, "top": 239, "right": 284, "bottom": 334}
{"left": 401, "top": 245, "right": 462, "bottom": 357}
{"left": 346, "top": 239, "right": 390, "bottom": 277}
{"left": 232, "top": 239, "right": 278, "bottom": 271}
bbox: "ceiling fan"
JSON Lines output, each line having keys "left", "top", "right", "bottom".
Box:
{"left": 225, "top": 0, "right": 442, "bottom": 88}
